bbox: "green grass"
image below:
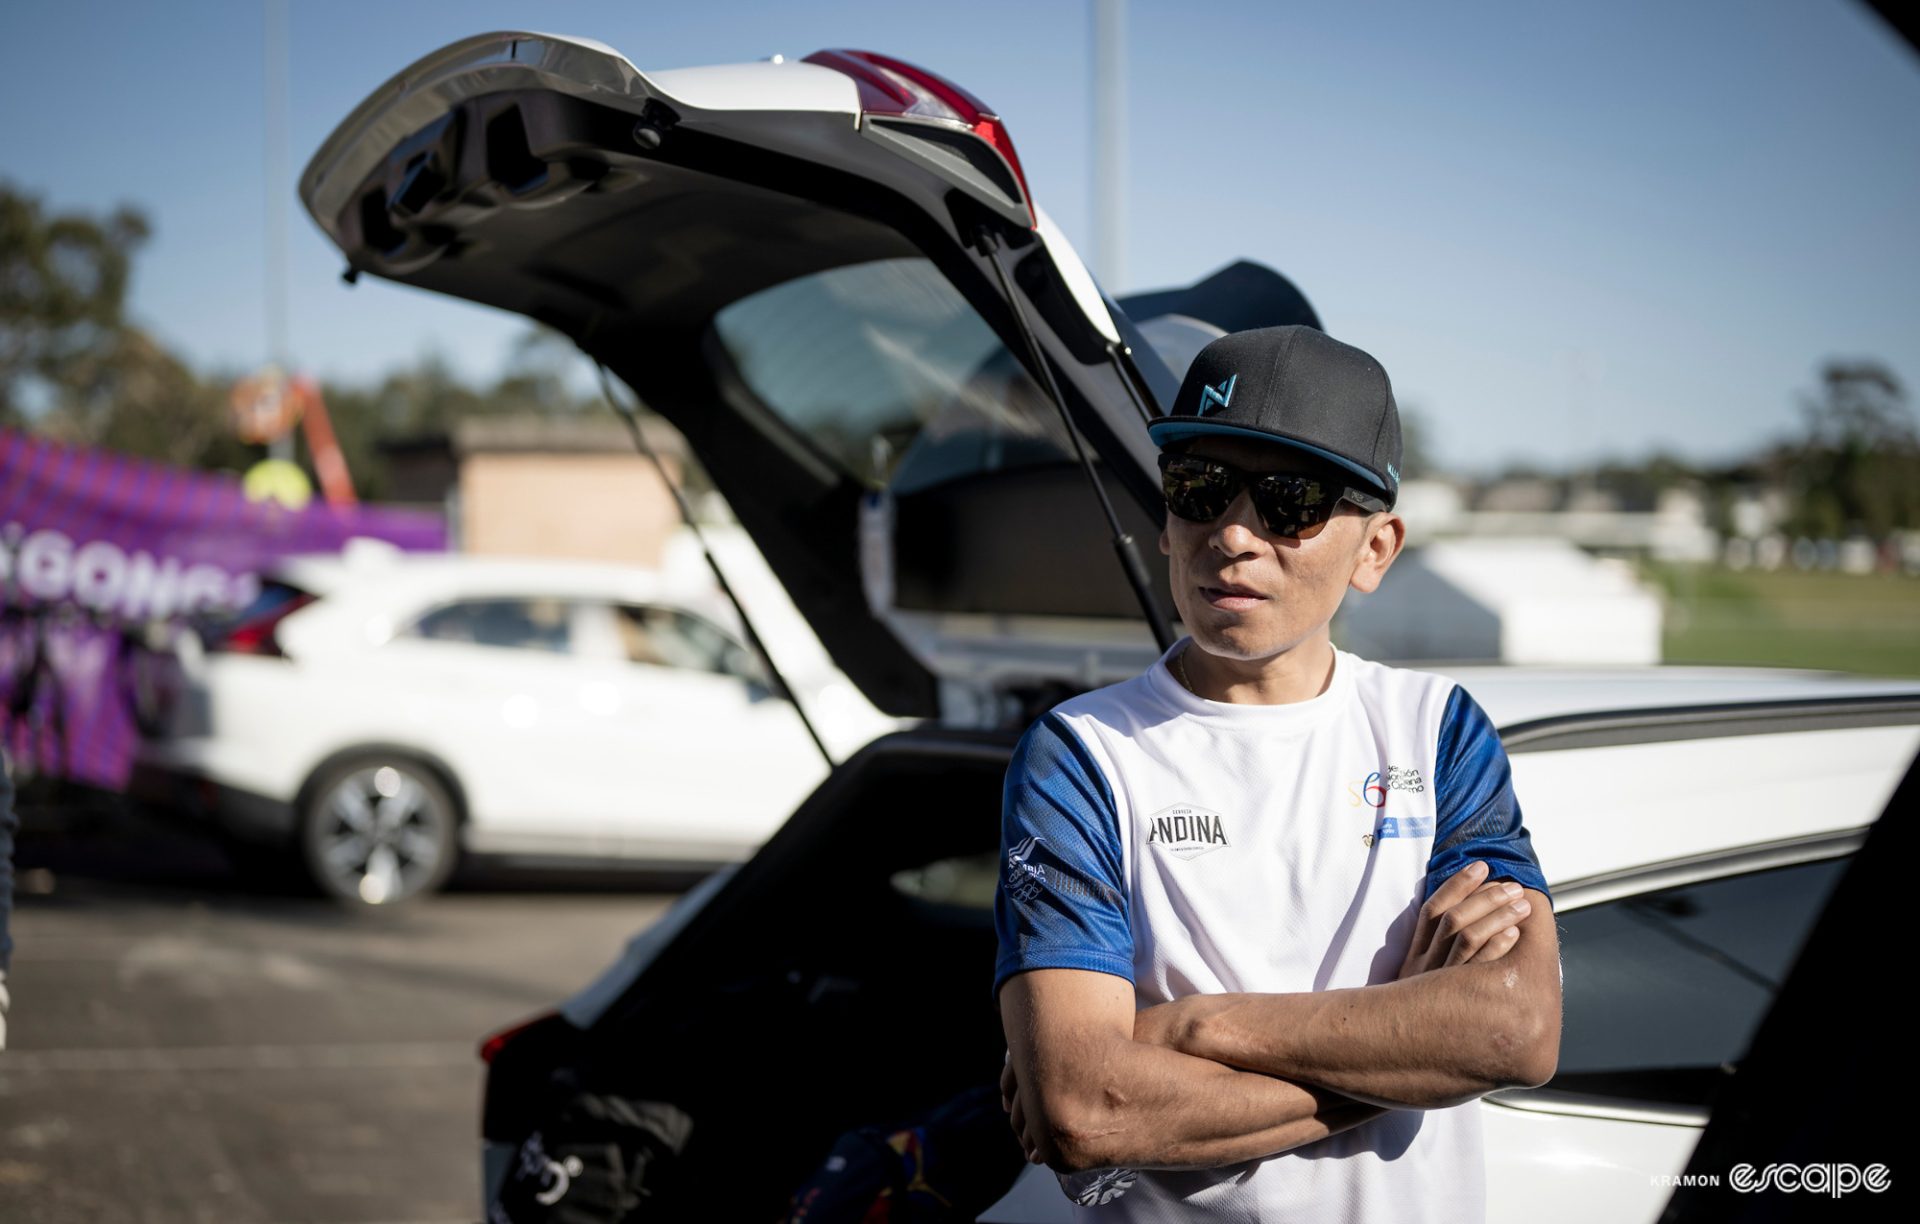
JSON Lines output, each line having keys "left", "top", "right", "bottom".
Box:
{"left": 1640, "top": 562, "right": 1920, "bottom": 677}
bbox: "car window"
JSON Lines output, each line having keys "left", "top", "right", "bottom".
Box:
{"left": 612, "top": 604, "right": 761, "bottom": 682}
{"left": 409, "top": 598, "right": 573, "bottom": 654}
{"left": 195, "top": 577, "right": 310, "bottom": 642}
{"left": 891, "top": 851, "right": 999, "bottom": 910}
{"left": 229, "top": 579, "right": 311, "bottom": 623}
{"left": 710, "top": 256, "right": 1076, "bottom": 495}
{"left": 1539, "top": 855, "right": 1849, "bottom": 1109}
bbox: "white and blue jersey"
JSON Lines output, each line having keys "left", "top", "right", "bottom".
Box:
{"left": 994, "top": 637, "right": 1550, "bottom": 1223}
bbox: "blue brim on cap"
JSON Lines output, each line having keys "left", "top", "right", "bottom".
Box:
{"left": 1147, "top": 419, "right": 1395, "bottom": 502}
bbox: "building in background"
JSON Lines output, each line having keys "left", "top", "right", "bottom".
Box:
{"left": 381, "top": 415, "right": 697, "bottom": 564}
{"left": 1333, "top": 476, "right": 1691, "bottom": 666}
{"left": 1338, "top": 537, "right": 1663, "bottom": 666}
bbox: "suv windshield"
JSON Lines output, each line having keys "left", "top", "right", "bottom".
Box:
{"left": 711, "top": 257, "right": 1076, "bottom": 495}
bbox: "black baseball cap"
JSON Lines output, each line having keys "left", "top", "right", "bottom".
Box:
{"left": 1147, "top": 325, "right": 1402, "bottom": 506}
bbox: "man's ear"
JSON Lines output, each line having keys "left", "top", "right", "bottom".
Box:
{"left": 1158, "top": 521, "right": 1171, "bottom": 556}
{"left": 1349, "top": 512, "right": 1406, "bottom": 594}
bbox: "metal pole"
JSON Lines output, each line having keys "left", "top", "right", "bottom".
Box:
{"left": 264, "top": 0, "right": 292, "bottom": 461}
{"left": 1091, "top": 0, "right": 1128, "bottom": 291}
{"left": 979, "top": 225, "right": 1174, "bottom": 651}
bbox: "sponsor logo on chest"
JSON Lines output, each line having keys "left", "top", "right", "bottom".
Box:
{"left": 1346, "top": 764, "right": 1426, "bottom": 809}
{"left": 1145, "top": 802, "right": 1232, "bottom": 860}
{"left": 1348, "top": 764, "right": 1432, "bottom": 847}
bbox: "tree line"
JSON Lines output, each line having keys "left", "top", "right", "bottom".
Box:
{"left": 1, "top": 182, "right": 602, "bottom": 501}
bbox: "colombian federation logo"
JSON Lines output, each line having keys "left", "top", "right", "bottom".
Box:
{"left": 1346, "top": 765, "right": 1426, "bottom": 809}
{"left": 1350, "top": 766, "right": 1429, "bottom": 847}
{"left": 1145, "top": 802, "right": 1231, "bottom": 860}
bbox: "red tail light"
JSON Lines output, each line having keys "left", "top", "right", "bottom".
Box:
{"left": 479, "top": 1010, "right": 561, "bottom": 1065}
{"left": 804, "top": 48, "right": 1037, "bottom": 229}
{"left": 213, "top": 593, "right": 315, "bottom": 657}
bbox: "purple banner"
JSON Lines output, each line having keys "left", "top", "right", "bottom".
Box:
{"left": 1, "top": 427, "right": 446, "bottom": 788}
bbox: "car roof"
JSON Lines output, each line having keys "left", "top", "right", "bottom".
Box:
{"left": 1421, "top": 662, "right": 1920, "bottom": 730}
{"left": 269, "top": 548, "right": 718, "bottom": 611}
{"left": 1429, "top": 663, "right": 1920, "bottom": 893}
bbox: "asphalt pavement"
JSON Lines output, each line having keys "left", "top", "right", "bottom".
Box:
{"left": 0, "top": 799, "right": 678, "bottom": 1224}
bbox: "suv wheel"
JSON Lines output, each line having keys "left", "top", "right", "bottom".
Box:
{"left": 300, "top": 758, "right": 459, "bottom": 904}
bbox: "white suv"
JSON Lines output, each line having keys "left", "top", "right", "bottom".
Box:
{"left": 134, "top": 535, "right": 899, "bottom": 903}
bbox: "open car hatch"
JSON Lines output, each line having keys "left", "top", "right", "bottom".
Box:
{"left": 302, "top": 31, "right": 1186, "bottom": 725}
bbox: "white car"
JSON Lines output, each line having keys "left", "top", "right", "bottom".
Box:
{"left": 135, "top": 537, "right": 899, "bottom": 903}
{"left": 290, "top": 32, "right": 1920, "bottom": 1221}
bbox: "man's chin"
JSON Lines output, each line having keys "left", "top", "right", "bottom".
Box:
{"left": 1187, "top": 619, "right": 1304, "bottom": 663}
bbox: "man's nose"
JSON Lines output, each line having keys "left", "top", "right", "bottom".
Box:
{"left": 1208, "top": 489, "right": 1265, "bottom": 554}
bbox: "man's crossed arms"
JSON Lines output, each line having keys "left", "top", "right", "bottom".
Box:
{"left": 998, "top": 861, "right": 1562, "bottom": 1172}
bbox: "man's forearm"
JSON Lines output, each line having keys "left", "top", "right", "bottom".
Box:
{"left": 1022, "top": 1032, "right": 1387, "bottom": 1172}
{"left": 1158, "top": 953, "right": 1559, "bottom": 1109}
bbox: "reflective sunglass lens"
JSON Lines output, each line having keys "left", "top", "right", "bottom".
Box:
{"left": 1161, "top": 459, "right": 1235, "bottom": 521}
{"left": 1160, "top": 456, "right": 1347, "bottom": 537}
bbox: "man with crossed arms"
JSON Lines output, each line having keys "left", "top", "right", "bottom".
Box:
{"left": 994, "top": 326, "right": 1561, "bottom": 1220}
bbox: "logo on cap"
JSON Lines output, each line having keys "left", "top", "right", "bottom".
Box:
{"left": 1196, "top": 374, "right": 1236, "bottom": 416}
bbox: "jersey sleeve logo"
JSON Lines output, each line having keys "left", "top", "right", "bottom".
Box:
{"left": 1006, "top": 835, "right": 1048, "bottom": 902}
{"left": 1145, "top": 802, "right": 1232, "bottom": 860}
{"left": 1064, "top": 1166, "right": 1138, "bottom": 1206}
{"left": 1005, "top": 834, "right": 1123, "bottom": 906}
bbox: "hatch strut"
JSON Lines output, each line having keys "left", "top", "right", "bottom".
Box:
{"left": 976, "top": 225, "right": 1175, "bottom": 652}
{"left": 594, "top": 363, "right": 836, "bottom": 771}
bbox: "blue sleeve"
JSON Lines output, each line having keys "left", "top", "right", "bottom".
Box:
{"left": 992, "top": 713, "right": 1132, "bottom": 998}
{"left": 1425, "top": 686, "right": 1552, "bottom": 907}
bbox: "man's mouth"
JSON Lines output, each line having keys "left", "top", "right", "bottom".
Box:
{"left": 1201, "top": 584, "right": 1267, "bottom": 609}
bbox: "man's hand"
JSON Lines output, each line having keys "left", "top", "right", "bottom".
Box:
{"left": 1396, "top": 860, "right": 1532, "bottom": 979}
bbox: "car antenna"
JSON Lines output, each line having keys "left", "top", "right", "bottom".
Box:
{"left": 975, "top": 223, "right": 1175, "bottom": 651}
{"left": 593, "top": 361, "right": 836, "bottom": 771}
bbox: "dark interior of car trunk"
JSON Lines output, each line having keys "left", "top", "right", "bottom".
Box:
{"left": 490, "top": 730, "right": 1026, "bottom": 1216}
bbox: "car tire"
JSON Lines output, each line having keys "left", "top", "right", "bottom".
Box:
{"left": 299, "top": 756, "right": 460, "bottom": 905}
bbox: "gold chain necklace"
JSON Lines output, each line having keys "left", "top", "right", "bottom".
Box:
{"left": 1176, "top": 642, "right": 1198, "bottom": 697}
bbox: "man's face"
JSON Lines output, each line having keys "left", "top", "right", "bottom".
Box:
{"left": 1157, "top": 435, "right": 1398, "bottom": 663}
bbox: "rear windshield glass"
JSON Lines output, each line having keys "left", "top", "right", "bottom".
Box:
{"left": 710, "top": 257, "right": 1075, "bottom": 494}
{"left": 232, "top": 580, "right": 310, "bottom": 623}
{"left": 194, "top": 578, "right": 308, "bottom": 643}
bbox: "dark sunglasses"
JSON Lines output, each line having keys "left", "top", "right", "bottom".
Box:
{"left": 1158, "top": 452, "right": 1390, "bottom": 538}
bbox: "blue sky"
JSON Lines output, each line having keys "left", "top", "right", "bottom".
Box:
{"left": 3, "top": 0, "right": 1915, "bottom": 475}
